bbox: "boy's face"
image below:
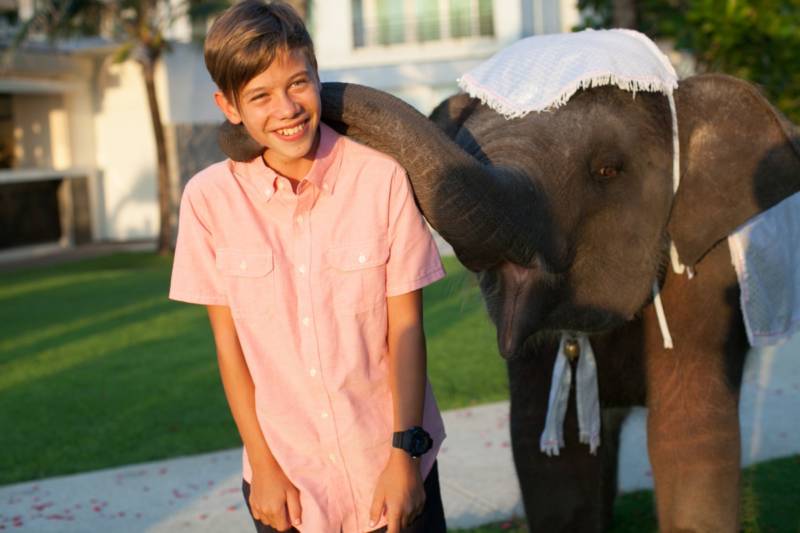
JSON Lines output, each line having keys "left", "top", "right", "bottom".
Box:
{"left": 215, "top": 48, "right": 321, "bottom": 178}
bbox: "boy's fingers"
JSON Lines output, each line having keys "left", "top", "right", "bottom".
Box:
{"left": 286, "top": 488, "right": 302, "bottom": 527}
{"left": 368, "top": 490, "right": 384, "bottom": 527}
{"left": 386, "top": 512, "right": 401, "bottom": 533}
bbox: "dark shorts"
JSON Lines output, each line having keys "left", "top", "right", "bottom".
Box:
{"left": 242, "top": 461, "right": 447, "bottom": 533}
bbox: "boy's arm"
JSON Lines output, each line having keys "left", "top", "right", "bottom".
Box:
{"left": 369, "top": 289, "right": 427, "bottom": 533}
{"left": 206, "top": 305, "right": 302, "bottom": 529}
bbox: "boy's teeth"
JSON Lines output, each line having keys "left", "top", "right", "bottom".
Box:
{"left": 278, "top": 124, "right": 304, "bottom": 136}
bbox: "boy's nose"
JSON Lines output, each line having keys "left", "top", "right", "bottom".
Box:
{"left": 274, "top": 92, "right": 301, "bottom": 119}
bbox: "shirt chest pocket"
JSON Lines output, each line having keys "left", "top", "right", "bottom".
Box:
{"left": 216, "top": 249, "right": 275, "bottom": 319}
{"left": 326, "top": 238, "right": 389, "bottom": 314}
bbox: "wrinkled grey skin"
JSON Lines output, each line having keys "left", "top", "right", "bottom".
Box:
{"left": 218, "top": 74, "right": 800, "bottom": 532}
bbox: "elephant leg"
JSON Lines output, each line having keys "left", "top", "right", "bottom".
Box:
{"left": 507, "top": 346, "right": 626, "bottom": 533}
{"left": 644, "top": 243, "right": 749, "bottom": 533}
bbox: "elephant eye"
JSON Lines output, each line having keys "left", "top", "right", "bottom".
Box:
{"left": 595, "top": 166, "right": 620, "bottom": 180}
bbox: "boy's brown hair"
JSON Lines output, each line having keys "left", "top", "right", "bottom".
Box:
{"left": 204, "top": 0, "right": 317, "bottom": 105}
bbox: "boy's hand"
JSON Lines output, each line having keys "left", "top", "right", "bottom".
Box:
{"left": 369, "top": 449, "right": 425, "bottom": 532}
{"left": 249, "top": 462, "right": 302, "bottom": 531}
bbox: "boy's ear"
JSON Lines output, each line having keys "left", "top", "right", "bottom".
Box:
{"left": 214, "top": 91, "right": 242, "bottom": 124}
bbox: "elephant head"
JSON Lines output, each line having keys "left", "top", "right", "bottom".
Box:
{"left": 219, "top": 74, "right": 800, "bottom": 359}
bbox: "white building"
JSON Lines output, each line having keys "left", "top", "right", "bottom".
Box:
{"left": 0, "top": 0, "right": 579, "bottom": 252}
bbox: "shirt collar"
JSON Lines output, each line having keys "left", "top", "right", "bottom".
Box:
{"left": 232, "top": 122, "right": 343, "bottom": 201}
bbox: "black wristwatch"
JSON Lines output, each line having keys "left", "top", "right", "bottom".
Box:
{"left": 392, "top": 426, "right": 433, "bottom": 458}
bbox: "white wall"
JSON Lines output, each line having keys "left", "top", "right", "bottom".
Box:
{"left": 93, "top": 58, "right": 160, "bottom": 241}
{"left": 161, "top": 42, "right": 224, "bottom": 125}
{"left": 11, "top": 94, "right": 59, "bottom": 168}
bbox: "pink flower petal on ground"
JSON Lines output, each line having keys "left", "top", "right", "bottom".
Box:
{"left": 198, "top": 514, "right": 208, "bottom": 520}
{"left": 227, "top": 505, "right": 239, "bottom": 512}
{"left": 32, "top": 502, "right": 53, "bottom": 511}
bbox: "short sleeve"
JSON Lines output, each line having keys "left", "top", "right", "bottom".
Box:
{"left": 169, "top": 181, "right": 228, "bottom": 306}
{"left": 385, "top": 166, "right": 446, "bottom": 297}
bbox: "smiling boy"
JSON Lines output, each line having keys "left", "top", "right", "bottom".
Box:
{"left": 168, "top": 1, "right": 447, "bottom": 532}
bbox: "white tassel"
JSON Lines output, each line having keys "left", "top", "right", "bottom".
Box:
{"left": 575, "top": 336, "right": 601, "bottom": 454}
{"left": 540, "top": 335, "right": 572, "bottom": 456}
{"left": 540, "top": 333, "right": 602, "bottom": 456}
{"left": 666, "top": 93, "right": 689, "bottom": 278}
{"left": 652, "top": 281, "right": 674, "bottom": 349}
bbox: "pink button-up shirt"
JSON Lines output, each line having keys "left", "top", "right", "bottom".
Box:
{"left": 169, "top": 124, "right": 446, "bottom": 532}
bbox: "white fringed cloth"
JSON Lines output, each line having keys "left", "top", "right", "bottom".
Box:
{"left": 458, "top": 28, "right": 678, "bottom": 118}
{"left": 458, "top": 29, "right": 681, "bottom": 456}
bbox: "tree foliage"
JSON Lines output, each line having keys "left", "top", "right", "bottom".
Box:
{"left": 578, "top": 0, "right": 800, "bottom": 122}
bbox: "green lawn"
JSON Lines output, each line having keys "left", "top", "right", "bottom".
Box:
{"left": 0, "top": 252, "right": 504, "bottom": 485}
{"left": 2, "top": 252, "right": 798, "bottom": 532}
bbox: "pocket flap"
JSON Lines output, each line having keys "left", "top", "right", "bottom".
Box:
{"left": 327, "top": 238, "right": 389, "bottom": 271}
{"left": 216, "top": 249, "right": 274, "bottom": 277}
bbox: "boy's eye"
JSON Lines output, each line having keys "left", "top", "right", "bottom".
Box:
{"left": 291, "top": 79, "right": 308, "bottom": 88}
{"left": 250, "top": 93, "right": 267, "bottom": 102}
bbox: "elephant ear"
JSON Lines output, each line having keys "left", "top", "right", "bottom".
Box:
{"left": 669, "top": 73, "right": 800, "bottom": 266}
{"left": 428, "top": 93, "right": 479, "bottom": 139}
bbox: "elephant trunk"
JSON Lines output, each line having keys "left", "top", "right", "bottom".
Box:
{"left": 320, "top": 82, "right": 541, "bottom": 271}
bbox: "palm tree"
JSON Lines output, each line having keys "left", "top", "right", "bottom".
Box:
{"left": 13, "top": 0, "right": 230, "bottom": 254}
{"left": 14, "top": 0, "right": 312, "bottom": 253}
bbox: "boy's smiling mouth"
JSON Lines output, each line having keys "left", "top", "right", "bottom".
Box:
{"left": 275, "top": 120, "right": 308, "bottom": 139}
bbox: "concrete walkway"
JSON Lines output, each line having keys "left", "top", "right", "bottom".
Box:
{"left": 1, "top": 335, "right": 798, "bottom": 532}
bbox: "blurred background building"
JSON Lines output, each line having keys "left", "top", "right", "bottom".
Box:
{"left": 0, "top": 0, "right": 579, "bottom": 256}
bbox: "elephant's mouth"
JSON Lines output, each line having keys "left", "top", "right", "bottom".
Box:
{"left": 497, "top": 305, "right": 628, "bottom": 360}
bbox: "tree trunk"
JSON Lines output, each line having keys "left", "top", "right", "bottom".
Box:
{"left": 612, "top": 0, "right": 637, "bottom": 28}
{"left": 141, "top": 59, "right": 173, "bottom": 254}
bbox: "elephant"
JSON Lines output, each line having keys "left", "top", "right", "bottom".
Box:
{"left": 218, "top": 71, "right": 800, "bottom": 531}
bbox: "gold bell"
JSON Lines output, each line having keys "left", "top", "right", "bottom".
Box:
{"left": 564, "top": 338, "right": 581, "bottom": 361}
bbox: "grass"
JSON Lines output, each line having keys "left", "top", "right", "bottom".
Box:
{"left": 0, "top": 252, "right": 504, "bottom": 485}
{"left": 2, "top": 252, "right": 798, "bottom": 531}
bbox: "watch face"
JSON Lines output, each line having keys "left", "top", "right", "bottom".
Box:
{"left": 410, "top": 430, "right": 432, "bottom": 456}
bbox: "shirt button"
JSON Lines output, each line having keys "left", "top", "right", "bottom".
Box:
{"left": 328, "top": 453, "right": 337, "bottom": 463}
{"left": 298, "top": 265, "right": 306, "bottom": 274}
{"left": 239, "top": 260, "right": 247, "bottom": 270}
{"left": 357, "top": 254, "right": 367, "bottom": 264}
{"left": 322, "top": 183, "right": 329, "bottom": 190}
{"left": 302, "top": 316, "right": 310, "bottom": 326}
{"left": 264, "top": 188, "right": 272, "bottom": 198}
{"left": 309, "top": 368, "right": 317, "bottom": 377}
{"left": 321, "top": 411, "right": 328, "bottom": 419}
{"left": 296, "top": 215, "right": 303, "bottom": 224}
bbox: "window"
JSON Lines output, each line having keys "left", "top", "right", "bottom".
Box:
{"left": 352, "top": 0, "right": 494, "bottom": 48}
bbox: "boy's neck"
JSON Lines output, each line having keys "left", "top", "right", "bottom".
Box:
{"left": 262, "top": 127, "right": 321, "bottom": 183}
